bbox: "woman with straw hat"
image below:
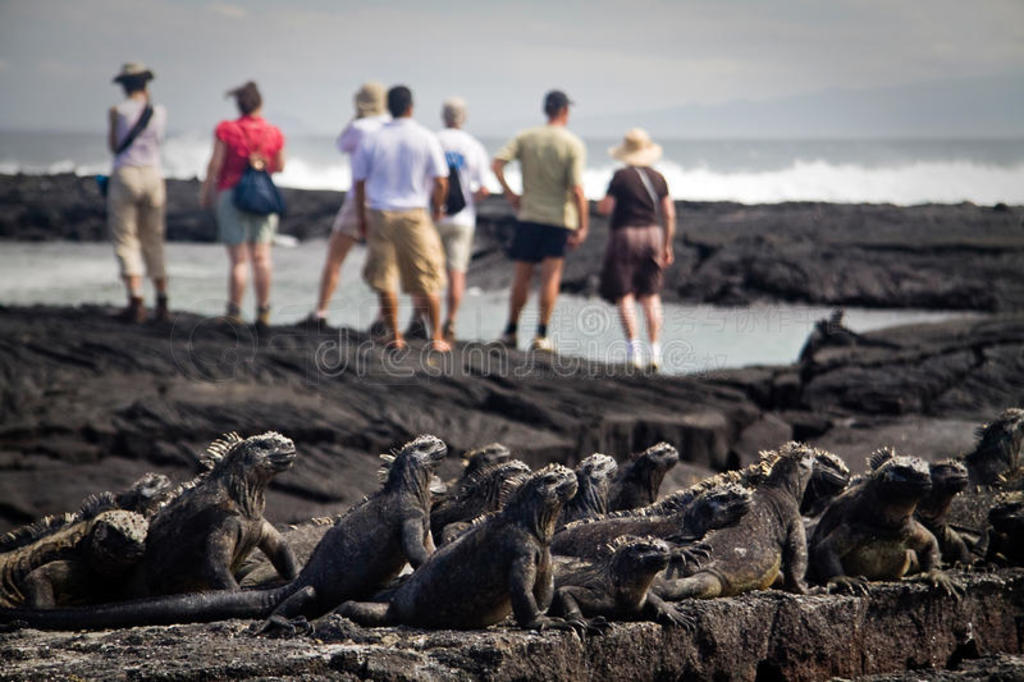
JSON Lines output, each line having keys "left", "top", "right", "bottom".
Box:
{"left": 596, "top": 128, "right": 676, "bottom": 371}
{"left": 306, "top": 82, "right": 391, "bottom": 327}
{"left": 107, "top": 62, "right": 169, "bottom": 323}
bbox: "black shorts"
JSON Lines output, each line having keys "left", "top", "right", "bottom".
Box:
{"left": 508, "top": 220, "right": 571, "bottom": 263}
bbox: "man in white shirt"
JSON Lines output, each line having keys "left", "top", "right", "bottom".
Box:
{"left": 431, "top": 98, "right": 490, "bottom": 343}
{"left": 352, "top": 85, "right": 451, "bottom": 352}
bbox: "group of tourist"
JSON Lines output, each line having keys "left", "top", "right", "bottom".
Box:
{"left": 105, "top": 63, "right": 675, "bottom": 368}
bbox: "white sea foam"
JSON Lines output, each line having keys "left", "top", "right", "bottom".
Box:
{"left": 3, "top": 132, "right": 1023, "bottom": 205}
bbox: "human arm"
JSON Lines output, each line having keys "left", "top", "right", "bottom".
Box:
{"left": 267, "top": 147, "right": 285, "bottom": 174}
{"left": 355, "top": 180, "right": 367, "bottom": 238}
{"left": 566, "top": 184, "right": 588, "bottom": 249}
{"left": 491, "top": 159, "right": 519, "bottom": 210}
{"left": 660, "top": 194, "right": 676, "bottom": 266}
{"left": 596, "top": 195, "right": 614, "bottom": 215}
{"left": 107, "top": 107, "right": 118, "bottom": 154}
{"left": 336, "top": 120, "right": 360, "bottom": 154}
{"left": 431, "top": 176, "right": 449, "bottom": 223}
{"left": 199, "top": 138, "right": 227, "bottom": 209}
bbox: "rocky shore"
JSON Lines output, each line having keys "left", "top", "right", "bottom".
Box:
{"left": 3, "top": 173, "right": 1023, "bottom": 311}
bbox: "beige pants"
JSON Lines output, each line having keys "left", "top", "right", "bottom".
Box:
{"left": 108, "top": 165, "right": 167, "bottom": 279}
{"left": 363, "top": 208, "right": 447, "bottom": 294}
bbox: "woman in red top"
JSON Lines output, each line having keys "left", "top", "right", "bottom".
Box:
{"left": 199, "top": 81, "right": 285, "bottom": 328}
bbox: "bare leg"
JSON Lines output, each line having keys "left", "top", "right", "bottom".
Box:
{"left": 417, "top": 292, "right": 450, "bottom": 352}
{"left": 537, "top": 257, "right": 565, "bottom": 328}
{"left": 508, "top": 261, "right": 535, "bottom": 327}
{"left": 250, "top": 242, "right": 273, "bottom": 310}
{"left": 314, "top": 232, "right": 356, "bottom": 316}
{"left": 226, "top": 244, "right": 250, "bottom": 310}
{"left": 639, "top": 294, "right": 663, "bottom": 345}
{"left": 152, "top": 277, "right": 167, "bottom": 295}
{"left": 124, "top": 274, "right": 143, "bottom": 298}
{"left": 378, "top": 290, "right": 405, "bottom": 349}
{"left": 616, "top": 293, "right": 638, "bottom": 341}
{"left": 446, "top": 268, "right": 466, "bottom": 329}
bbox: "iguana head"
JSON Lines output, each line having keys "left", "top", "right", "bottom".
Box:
{"left": 867, "top": 448, "right": 932, "bottom": 500}
{"left": 684, "top": 482, "right": 752, "bottom": 534}
{"left": 381, "top": 434, "right": 449, "bottom": 495}
{"left": 87, "top": 510, "right": 149, "bottom": 576}
{"left": 801, "top": 447, "right": 852, "bottom": 515}
{"left": 989, "top": 492, "right": 1024, "bottom": 535}
{"left": 965, "top": 408, "right": 1024, "bottom": 485}
{"left": 577, "top": 453, "right": 618, "bottom": 487}
{"left": 117, "top": 472, "right": 175, "bottom": 517}
{"left": 604, "top": 535, "right": 672, "bottom": 585}
{"left": 460, "top": 442, "right": 512, "bottom": 479}
{"left": 505, "top": 463, "right": 577, "bottom": 541}
{"left": 634, "top": 442, "right": 680, "bottom": 474}
{"left": 762, "top": 441, "right": 817, "bottom": 500}
{"left": 917, "top": 459, "right": 969, "bottom": 523}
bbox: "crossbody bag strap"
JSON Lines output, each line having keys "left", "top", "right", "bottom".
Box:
{"left": 115, "top": 104, "right": 154, "bottom": 155}
{"left": 634, "top": 166, "right": 662, "bottom": 220}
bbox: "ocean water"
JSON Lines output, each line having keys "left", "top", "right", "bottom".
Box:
{"left": 1, "top": 131, "right": 1023, "bottom": 205}
{"left": 0, "top": 240, "right": 975, "bottom": 376}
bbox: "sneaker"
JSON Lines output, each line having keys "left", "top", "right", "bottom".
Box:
{"left": 530, "top": 336, "right": 554, "bottom": 353}
{"left": 404, "top": 314, "right": 429, "bottom": 340}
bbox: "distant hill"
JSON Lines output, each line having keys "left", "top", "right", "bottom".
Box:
{"left": 568, "top": 73, "right": 1024, "bottom": 138}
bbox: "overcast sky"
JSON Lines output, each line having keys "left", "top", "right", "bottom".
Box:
{"left": 1, "top": 0, "right": 1023, "bottom": 137}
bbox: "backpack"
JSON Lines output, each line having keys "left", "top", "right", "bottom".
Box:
{"left": 444, "top": 153, "right": 467, "bottom": 216}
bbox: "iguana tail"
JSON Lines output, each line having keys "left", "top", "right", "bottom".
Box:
{"left": 0, "top": 584, "right": 296, "bottom": 630}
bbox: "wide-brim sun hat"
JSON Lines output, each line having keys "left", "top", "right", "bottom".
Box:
{"left": 355, "top": 82, "right": 386, "bottom": 117}
{"left": 609, "top": 128, "right": 662, "bottom": 166}
{"left": 113, "top": 62, "right": 154, "bottom": 84}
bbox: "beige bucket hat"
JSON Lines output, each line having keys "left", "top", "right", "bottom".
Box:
{"left": 609, "top": 128, "right": 663, "bottom": 166}
{"left": 354, "top": 81, "right": 386, "bottom": 118}
{"left": 113, "top": 62, "right": 154, "bottom": 84}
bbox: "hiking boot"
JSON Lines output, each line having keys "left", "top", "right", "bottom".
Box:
{"left": 303, "top": 312, "right": 328, "bottom": 331}
{"left": 404, "top": 314, "right": 429, "bottom": 340}
{"left": 154, "top": 294, "right": 170, "bottom": 323}
{"left": 368, "top": 318, "right": 389, "bottom": 340}
{"left": 116, "top": 296, "right": 146, "bottom": 324}
{"left": 255, "top": 305, "right": 271, "bottom": 333}
{"left": 530, "top": 336, "right": 554, "bottom": 353}
{"left": 221, "top": 303, "right": 244, "bottom": 326}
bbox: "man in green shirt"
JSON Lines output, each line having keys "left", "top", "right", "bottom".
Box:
{"left": 492, "top": 90, "right": 588, "bottom": 352}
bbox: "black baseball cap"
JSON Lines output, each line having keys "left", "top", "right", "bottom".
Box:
{"left": 543, "top": 89, "right": 573, "bottom": 115}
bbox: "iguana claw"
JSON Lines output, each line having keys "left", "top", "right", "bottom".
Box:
{"left": 915, "top": 570, "right": 964, "bottom": 601}
{"left": 660, "top": 605, "right": 697, "bottom": 631}
{"left": 255, "top": 614, "right": 313, "bottom": 638}
{"left": 826, "top": 575, "right": 870, "bottom": 597}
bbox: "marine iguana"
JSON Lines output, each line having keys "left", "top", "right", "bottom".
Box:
{"left": 797, "top": 308, "right": 901, "bottom": 364}
{"left": 558, "top": 453, "right": 618, "bottom": 527}
{"left": 963, "top": 408, "right": 1024, "bottom": 486}
{"left": 549, "top": 535, "right": 694, "bottom": 629}
{"left": 430, "top": 460, "right": 532, "bottom": 544}
{"left": 0, "top": 472, "right": 172, "bottom": 555}
{"left": 808, "top": 448, "right": 961, "bottom": 597}
{"left": 915, "top": 459, "right": 972, "bottom": 566}
{"left": 0, "top": 435, "right": 448, "bottom": 630}
{"left": 551, "top": 482, "right": 752, "bottom": 562}
{"left": 0, "top": 510, "right": 149, "bottom": 608}
{"left": 137, "top": 431, "right": 299, "bottom": 596}
{"left": 447, "top": 442, "right": 512, "bottom": 495}
{"left": 653, "top": 442, "right": 820, "bottom": 600}
{"left": 338, "top": 464, "right": 582, "bottom": 632}
{"left": 985, "top": 492, "right": 1024, "bottom": 566}
{"left": 607, "top": 442, "right": 679, "bottom": 512}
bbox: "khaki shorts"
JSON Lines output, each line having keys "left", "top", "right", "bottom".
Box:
{"left": 216, "top": 190, "right": 279, "bottom": 245}
{"left": 107, "top": 165, "right": 167, "bottom": 279}
{"left": 435, "top": 220, "right": 475, "bottom": 273}
{"left": 331, "top": 193, "right": 362, "bottom": 240}
{"left": 363, "top": 208, "right": 447, "bottom": 294}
